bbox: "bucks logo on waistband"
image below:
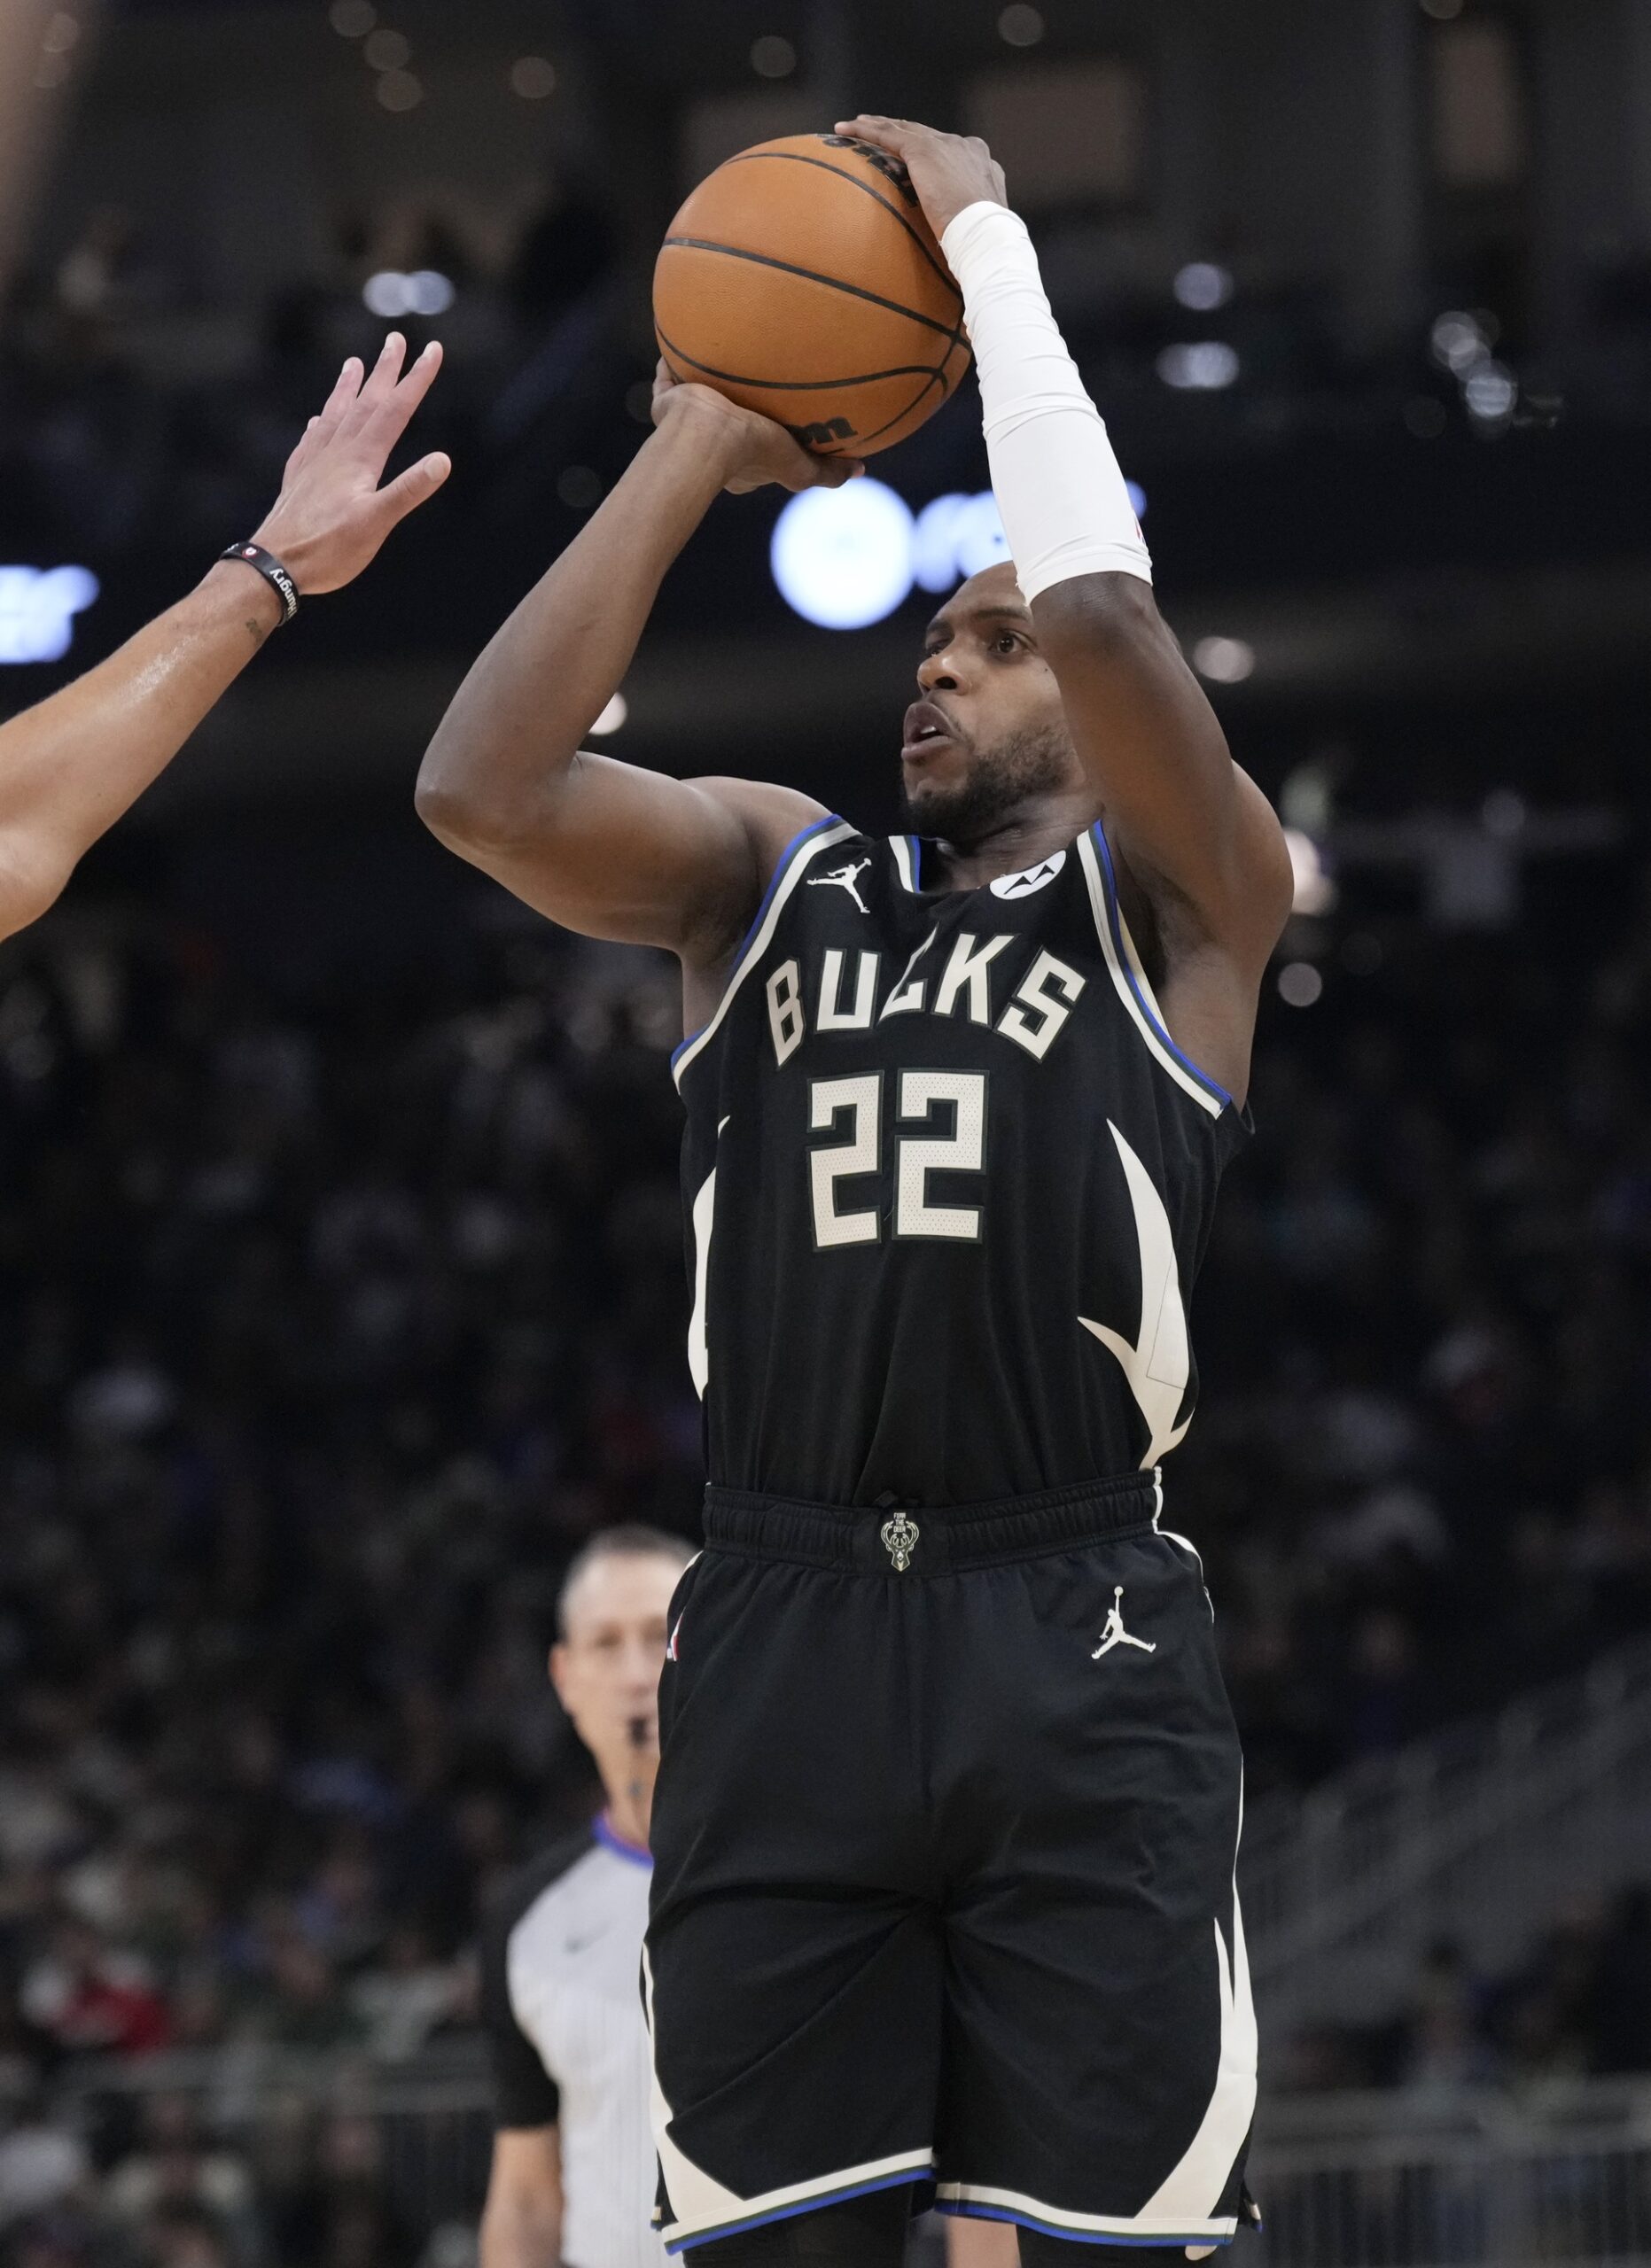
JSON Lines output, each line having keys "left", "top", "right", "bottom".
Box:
{"left": 880, "top": 1511, "right": 920, "bottom": 1572}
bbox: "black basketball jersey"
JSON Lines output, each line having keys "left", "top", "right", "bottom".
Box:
{"left": 674, "top": 816, "right": 1250, "bottom": 1509}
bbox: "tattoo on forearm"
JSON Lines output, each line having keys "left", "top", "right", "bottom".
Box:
{"left": 245, "top": 617, "right": 269, "bottom": 649}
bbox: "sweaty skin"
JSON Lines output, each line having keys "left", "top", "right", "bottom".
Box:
{"left": 417, "top": 128, "right": 1290, "bottom": 1104}
{"left": 0, "top": 333, "right": 449, "bottom": 945}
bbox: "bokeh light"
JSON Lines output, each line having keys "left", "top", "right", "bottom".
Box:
{"left": 998, "top": 4, "right": 1046, "bottom": 46}
{"left": 510, "top": 55, "right": 557, "bottom": 98}
{"left": 1278, "top": 962, "right": 1325, "bottom": 1006}
{"left": 750, "top": 35, "right": 798, "bottom": 78}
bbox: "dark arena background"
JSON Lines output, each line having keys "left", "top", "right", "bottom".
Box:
{"left": 4, "top": 4, "right": 1651, "bottom": 2264}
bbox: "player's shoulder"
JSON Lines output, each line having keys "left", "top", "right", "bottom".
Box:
{"left": 483, "top": 1822, "right": 602, "bottom": 1944}
{"left": 686, "top": 778, "right": 834, "bottom": 874}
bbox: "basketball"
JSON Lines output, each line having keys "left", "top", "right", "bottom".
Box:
{"left": 653, "top": 132, "right": 970, "bottom": 459}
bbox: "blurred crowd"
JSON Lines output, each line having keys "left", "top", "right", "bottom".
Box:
{"left": 0, "top": 2086, "right": 453, "bottom": 2268}
{"left": 12, "top": 168, "right": 1640, "bottom": 574}
{"left": 0, "top": 818, "right": 1648, "bottom": 2258}
{"left": 1181, "top": 868, "right": 1651, "bottom": 1794}
{"left": 0, "top": 181, "right": 630, "bottom": 559}
{"left": 0, "top": 900, "right": 692, "bottom": 2264}
{"left": 1288, "top": 1886, "right": 1651, "bottom": 2096}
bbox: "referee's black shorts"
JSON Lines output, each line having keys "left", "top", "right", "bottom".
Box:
{"left": 643, "top": 1472, "right": 1258, "bottom": 2256}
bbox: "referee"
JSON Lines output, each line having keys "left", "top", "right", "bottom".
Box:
{"left": 479, "top": 1526, "right": 692, "bottom": 2268}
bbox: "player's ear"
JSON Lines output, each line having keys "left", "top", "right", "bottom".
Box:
{"left": 548, "top": 1643, "right": 569, "bottom": 1705}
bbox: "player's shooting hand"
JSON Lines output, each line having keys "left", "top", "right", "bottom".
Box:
{"left": 650, "top": 359, "right": 865, "bottom": 495}
{"left": 833, "top": 116, "right": 1008, "bottom": 243}
{"left": 250, "top": 332, "right": 451, "bottom": 594}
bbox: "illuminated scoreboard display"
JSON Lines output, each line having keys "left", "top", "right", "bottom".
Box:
{"left": 768, "top": 480, "right": 1146, "bottom": 630}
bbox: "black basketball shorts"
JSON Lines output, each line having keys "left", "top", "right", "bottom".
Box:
{"left": 643, "top": 1472, "right": 1258, "bottom": 2254}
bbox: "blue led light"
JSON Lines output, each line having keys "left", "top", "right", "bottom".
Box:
{"left": 771, "top": 481, "right": 1145, "bottom": 631}
{"left": 0, "top": 566, "right": 100, "bottom": 664}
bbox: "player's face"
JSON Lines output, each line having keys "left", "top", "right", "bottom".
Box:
{"left": 550, "top": 1553, "right": 682, "bottom": 1780}
{"left": 902, "top": 563, "right": 1078, "bottom": 849}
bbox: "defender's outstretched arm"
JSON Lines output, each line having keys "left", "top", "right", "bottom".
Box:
{"left": 0, "top": 334, "right": 448, "bottom": 945}
{"left": 841, "top": 118, "right": 1293, "bottom": 984}
{"left": 417, "top": 379, "right": 853, "bottom": 967}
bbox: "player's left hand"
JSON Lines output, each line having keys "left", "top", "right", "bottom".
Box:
{"left": 250, "top": 331, "right": 451, "bottom": 594}
{"left": 832, "top": 116, "right": 1008, "bottom": 242}
{"left": 650, "top": 359, "right": 863, "bottom": 494}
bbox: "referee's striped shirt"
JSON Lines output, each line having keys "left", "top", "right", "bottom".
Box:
{"left": 480, "top": 1818, "right": 664, "bottom": 2268}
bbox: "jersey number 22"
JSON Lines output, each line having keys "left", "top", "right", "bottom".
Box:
{"left": 808, "top": 1071, "right": 985, "bottom": 1246}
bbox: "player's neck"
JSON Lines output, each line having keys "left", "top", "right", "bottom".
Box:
{"left": 931, "top": 790, "right": 1098, "bottom": 893}
{"left": 602, "top": 1776, "right": 655, "bottom": 1856}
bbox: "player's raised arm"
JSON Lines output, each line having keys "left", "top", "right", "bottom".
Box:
{"left": 0, "top": 334, "right": 448, "bottom": 946}
{"left": 840, "top": 117, "right": 1293, "bottom": 979}
{"left": 415, "top": 376, "right": 854, "bottom": 966}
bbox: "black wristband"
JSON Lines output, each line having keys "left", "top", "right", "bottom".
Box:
{"left": 220, "top": 541, "right": 300, "bottom": 624}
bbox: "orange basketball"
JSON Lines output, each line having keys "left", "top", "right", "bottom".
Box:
{"left": 653, "top": 133, "right": 970, "bottom": 460}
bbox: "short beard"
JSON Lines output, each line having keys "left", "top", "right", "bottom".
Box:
{"left": 899, "top": 721, "right": 1072, "bottom": 851}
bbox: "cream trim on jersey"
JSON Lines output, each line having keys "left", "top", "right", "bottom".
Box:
{"left": 1151, "top": 1468, "right": 1217, "bottom": 1658}
{"left": 672, "top": 820, "right": 857, "bottom": 1090}
{"left": 889, "top": 835, "right": 921, "bottom": 894}
{"left": 936, "top": 2184, "right": 1236, "bottom": 2245}
{"left": 644, "top": 1946, "right": 931, "bottom": 2250}
{"left": 1078, "top": 1125, "right": 1194, "bottom": 1471}
{"left": 937, "top": 1824, "right": 1253, "bottom": 2244}
{"left": 1118, "top": 903, "right": 1172, "bottom": 1031}
{"left": 1136, "top": 1788, "right": 1257, "bottom": 2227}
{"left": 685, "top": 1115, "right": 728, "bottom": 1400}
{"left": 1075, "top": 829, "right": 1225, "bottom": 1119}
{"left": 661, "top": 2150, "right": 935, "bottom": 2254}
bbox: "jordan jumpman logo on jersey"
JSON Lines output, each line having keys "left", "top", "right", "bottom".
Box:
{"left": 1091, "top": 1587, "right": 1156, "bottom": 1658}
{"left": 806, "top": 858, "right": 871, "bottom": 914}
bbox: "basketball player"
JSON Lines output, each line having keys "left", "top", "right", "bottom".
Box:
{"left": 479, "top": 1527, "right": 693, "bottom": 2268}
{"left": 419, "top": 119, "right": 1292, "bottom": 2265}
{"left": 0, "top": 332, "right": 448, "bottom": 947}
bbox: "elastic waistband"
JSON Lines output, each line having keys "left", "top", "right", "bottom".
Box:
{"left": 702, "top": 1469, "right": 1162, "bottom": 1576}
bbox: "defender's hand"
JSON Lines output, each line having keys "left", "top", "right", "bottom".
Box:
{"left": 650, "top": 361, "right": 864, "bottom": 496}
{"left": 251, "top": 332, "right": 451, "bottom": 594}
{"left": 833, "top": 116, "right": 1008, "bottom": 242}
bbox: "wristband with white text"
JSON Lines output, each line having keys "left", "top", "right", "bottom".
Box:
{"left": 220, "top": 541, "right": 300, "bottom": 624}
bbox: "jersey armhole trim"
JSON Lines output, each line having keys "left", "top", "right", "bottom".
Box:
{"left": 1079, "top": 825, "right": 1233, "bottom": 1116}
{"left": 672, "top": 815, "right": 856, "bottom": 1086}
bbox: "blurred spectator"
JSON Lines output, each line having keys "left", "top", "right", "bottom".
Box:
{"left": 139, "top": 2201, "right": 234, "bottom": 2268}
{"left": 21, "top": 1920, "right": 171, "bottom": 2059}
{"left": 349, "top": 1924, "right": 466, "bottom": 2062}
{"left": 52, "top": 206, "right": 165, "bottom": 339}
{"left": 104, "top": 2094, "right": 253, "bottom": 2238}
{"left": 1296, "top": 1884, "right": 1651, "bottom": 2093}
{"left": 1395, "top": 1940, "right": 1499, "bottom": 2095}
{"left": 0, "top": 2093, "right": 92, "bottom": 2226}
{"left": 310, "top": 2112, "right": 413, "bottom": 2268}
{"left": 507, "top": 174, "right": 615, "bottom": 334}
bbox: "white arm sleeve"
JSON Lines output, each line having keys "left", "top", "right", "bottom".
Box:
{"left": 939, "top": 199, "right": 1151, "bottom": 602}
